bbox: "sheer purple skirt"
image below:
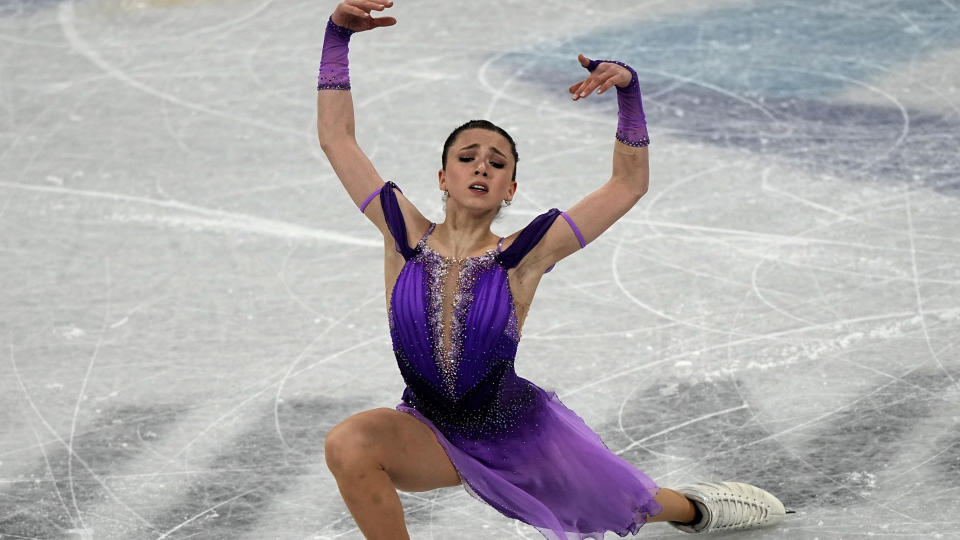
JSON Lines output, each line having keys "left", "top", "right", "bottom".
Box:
{"left": 396, "top": 383, "right": 662, "bottom": 539}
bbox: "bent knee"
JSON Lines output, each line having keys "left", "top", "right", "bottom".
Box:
{"left": 324, "top": 409, "right": 395, "bottom": 473}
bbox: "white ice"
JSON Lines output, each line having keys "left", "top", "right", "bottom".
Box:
{"left": 1, "top": 0, "right": 959, "bottom": 538}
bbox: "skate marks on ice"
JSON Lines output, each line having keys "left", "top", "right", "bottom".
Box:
{"left": 603, "top": 372, "right": 960, "bottom": 536}
{"left": 147, "top": 398, "right": 323, "bottom": 538}
{"left": 497, "top": 0, "right": 960, "bottom": 195}
{"left": 0, "top": 405, "right": 184, "bottom": 538}
{"left": 0, "top": 0, "right": 958, "bottom": 538}
{"left": 0, "top": 398, "right": 366, "bottom": 539}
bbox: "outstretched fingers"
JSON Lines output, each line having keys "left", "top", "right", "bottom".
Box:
{"left": 360, "top": 0, "right": 396, "bottom": 27}
{"left": 570, "top": 56, "right": 633, "bottom": 100}
{"left": 334, "top": 0, "right": 396, "bottom": 31}
{"left": 571, "top": 73, "right": 614, "bottom": 100}
{"left": 571, "top": 53, "right": 605, "bottom": 100}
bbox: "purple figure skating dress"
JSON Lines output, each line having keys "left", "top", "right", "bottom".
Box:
{"left": 376, "top": 181, "right": 662, "bottom": 539}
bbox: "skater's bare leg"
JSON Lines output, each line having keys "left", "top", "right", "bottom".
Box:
{"left": 648, "top": 488, "right": 697, "bottom": 523}
{"left": 328, "top": 453, "right": 408, "bottom": 540}
{"left": 324, "top": 408, "right": 461, "bottom": 540}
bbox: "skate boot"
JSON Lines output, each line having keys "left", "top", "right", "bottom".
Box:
{"left": 668, "top": 481, "right": 786, "bottom": 533}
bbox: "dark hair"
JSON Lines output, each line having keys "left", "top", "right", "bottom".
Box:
{"left": 441, "top": 120, "right": 519, "bottom": 182}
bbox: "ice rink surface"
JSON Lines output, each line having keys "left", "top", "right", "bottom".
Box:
{"left": 1, "top": 0, "right": 959, "bottom": 537}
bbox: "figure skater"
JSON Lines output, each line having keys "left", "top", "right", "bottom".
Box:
{"left": 317, "top": 1, "right": 787, "bottom": 538}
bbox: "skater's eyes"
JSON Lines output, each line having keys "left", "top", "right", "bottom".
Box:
{"left": 459, "top": 156, "right": 505, "bottom": 169}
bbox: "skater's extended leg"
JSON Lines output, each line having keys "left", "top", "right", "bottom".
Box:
{"left": 648, "top": 488, "right": 697, "bottom": 523}
{"left": 666, "top": 482, "right": 787, "bottom": 533}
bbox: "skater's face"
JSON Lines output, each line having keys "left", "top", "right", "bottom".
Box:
{"left": 439, "top": 129, "right": 517, "bottom": 211}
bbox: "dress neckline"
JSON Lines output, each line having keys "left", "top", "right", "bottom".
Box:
{"left": 418, "top": 222, "right": 504, "bottom": 262}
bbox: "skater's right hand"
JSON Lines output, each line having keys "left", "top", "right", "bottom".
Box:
{"left": 331, "top": 0, "right": 397, "bottom": 33}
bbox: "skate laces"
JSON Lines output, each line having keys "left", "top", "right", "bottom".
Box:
{"left": 708, "top": 484, "right": 770, "bottom": 529}
{"left": 672, "top": 481, "right": 784, "bottom": 533}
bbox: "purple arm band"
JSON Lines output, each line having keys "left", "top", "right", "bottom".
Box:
{"left": 560, "top": 211, "right": 587, "bottom": 248}
{"left": 359, "top": 184, "right": 385, "bottom": 213}
{"left": 544, "top": 211, "right": 586, "bottom": 274}
{"left": 317, "top": 17, "right": 355, "bottom": 91}
{"left": 586, "top": 59, "right": 650, "bottom": 147}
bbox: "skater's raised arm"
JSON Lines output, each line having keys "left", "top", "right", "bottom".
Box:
{"left": 316, "top": 1, "right": 428, "bottom": 240}
{"left": 522, "top": 54, "right": 651, "bottom": 272}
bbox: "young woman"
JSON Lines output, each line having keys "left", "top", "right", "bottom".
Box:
{"left": 317, "top": 2, "right": 787, "bottom": 538}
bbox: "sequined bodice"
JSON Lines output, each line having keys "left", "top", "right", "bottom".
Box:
{"left": 389, "top": 222, "right": 548, "bottom": 440}
{"left": 378, "top": 181, "right": 568, "bottom": 440}
{"left": 419, "top": 242, "right": 522, "bottom": 389}
{"left": 389, "top": 230, "right": 521, "bottom": 398}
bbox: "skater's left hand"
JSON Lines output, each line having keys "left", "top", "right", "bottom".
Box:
{"left": 331, "top": 0, "right": 397, "bottom": 33}
{"left": 569, "top": 54, "right": 633, "bottom": 101}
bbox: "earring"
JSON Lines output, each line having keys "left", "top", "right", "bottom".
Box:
{"left": 503, "top": 200, "right": 512, "bottom": 207}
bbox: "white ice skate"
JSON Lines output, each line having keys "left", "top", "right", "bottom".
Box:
{"left": 669, "top": 481, "right": 786, "bottom": 533}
